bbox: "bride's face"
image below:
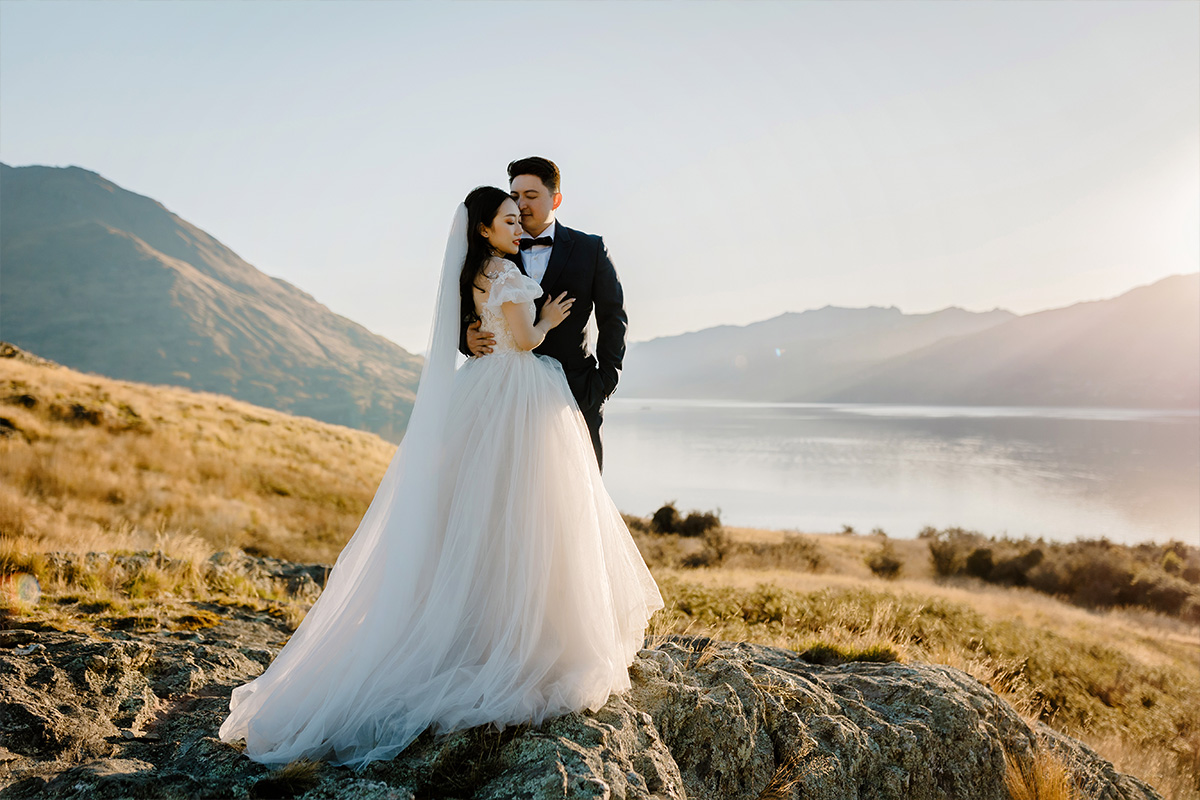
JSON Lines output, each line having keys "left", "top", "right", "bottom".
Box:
{"left": 481, "top": 198, "right": 524, "bottom": 256}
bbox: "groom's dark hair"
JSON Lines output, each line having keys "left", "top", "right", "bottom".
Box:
{"left": 508, "top": 156, "right": 560, "bottom": 194}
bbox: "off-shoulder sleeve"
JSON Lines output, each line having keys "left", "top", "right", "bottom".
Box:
{"left": 483, "top": 260, "right": 543, "bottom": 310}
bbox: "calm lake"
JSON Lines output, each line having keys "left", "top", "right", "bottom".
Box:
{"left": 601, "top": 399, "right": 1200, "bottom": 544}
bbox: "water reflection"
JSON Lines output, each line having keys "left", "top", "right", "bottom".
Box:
{"left": 602, "top": 399, "right": 1200, "bottom": 544}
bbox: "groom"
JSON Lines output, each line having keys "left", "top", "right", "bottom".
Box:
{"left": 460, "top": 156, "right": 627, "bottom": 472}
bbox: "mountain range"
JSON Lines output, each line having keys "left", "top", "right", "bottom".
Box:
{"left": 2, "top": 162, "right": 1195, "bottom": 428}
{"left": 0, "top": 163, "right": 421, "bottom": 442}
{"left": 619, "top": 273, "right": 1199, "bottom": 409}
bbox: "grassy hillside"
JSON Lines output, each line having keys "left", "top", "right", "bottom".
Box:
{"left": 1, "top": 344, "right": 1195, "bottom": 798}
{"left": 0, "top": 342, "right": 394, "bottom": 563}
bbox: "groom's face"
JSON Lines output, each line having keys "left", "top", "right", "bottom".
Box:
{"left": 510, "top": 174, "right": 561, "bottom": 238}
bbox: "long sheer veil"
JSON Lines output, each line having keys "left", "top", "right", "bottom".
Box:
{"left": 319, "top": 202, "right": 466, "bottom": 583}
{"left": 220, "top": 205, "right": 468, "bottom": 746}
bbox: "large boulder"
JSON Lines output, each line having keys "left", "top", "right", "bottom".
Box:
{"left": 0, "top": 618, "right": 1160, "bottom": 799}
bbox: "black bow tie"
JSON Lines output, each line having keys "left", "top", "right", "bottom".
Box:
{"left": 519, "top": 237, "right": 553, "bottom": 250}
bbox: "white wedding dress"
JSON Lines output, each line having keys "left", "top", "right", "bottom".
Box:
{"left": 218, "top": 250, "right": 663, "bottom": 771}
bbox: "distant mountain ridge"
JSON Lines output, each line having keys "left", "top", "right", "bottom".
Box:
{"left": 0, "top": 163, "right": 421, "bottom": 441}
{"left": 817, "top": 273, "right": 1199, "bottom": 408}
{"left": 619, "top": 304, "right": 1017, "bottom": 401}
{"left": 619, "top": 274, "right": 1199, "bottom": 409}
{"left": 4, "top": 162, "right": 1194, "bottom": 423}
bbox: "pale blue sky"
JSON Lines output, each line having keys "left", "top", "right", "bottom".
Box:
{"left": 2, "top": 0, "right": 1197, "bottom": 353}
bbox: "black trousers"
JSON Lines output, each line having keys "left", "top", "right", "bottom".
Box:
{"left": 581, "top": 404, "right": 604, "bottom": 473}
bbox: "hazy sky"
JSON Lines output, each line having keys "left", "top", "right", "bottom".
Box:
{"left": 2, "top": 1, "right": 1197, "bottom": 353}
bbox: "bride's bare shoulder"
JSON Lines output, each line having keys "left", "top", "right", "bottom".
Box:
{"left": 473, "top": 258, "right": 512, "bottom": 308}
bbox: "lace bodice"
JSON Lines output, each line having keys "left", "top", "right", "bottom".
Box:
{"left": 476, "top": 258, "right": 544, "bottom": 354}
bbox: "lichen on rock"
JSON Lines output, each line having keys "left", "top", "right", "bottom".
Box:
{"left": 0, "top": 615, "right": 1162, "bottom": 799}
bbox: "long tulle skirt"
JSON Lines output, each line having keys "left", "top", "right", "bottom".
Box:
{"left": 217, "top": 351, "right": 663, "bottom": 770}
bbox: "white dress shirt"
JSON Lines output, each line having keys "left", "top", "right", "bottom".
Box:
{"left": 519, "top": 220, "right": 556, "bottom": 284}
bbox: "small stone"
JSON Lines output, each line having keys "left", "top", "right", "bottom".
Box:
{"left": 14, "top": 642, "right": 45, "bottom": 656}
{"left": 0, "top": 630, "right": 38, "bottom": 648}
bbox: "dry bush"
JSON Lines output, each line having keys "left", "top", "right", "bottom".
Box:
{"left": 924, "top": 526, "right": 1200, "bottom": 623}
{"left": 252, "top": 758, "right": 323, "bottom": 798}
{"left": 679, "top": 510, "right": 721, "bottom": 538}
{"left": 647, "top": 502, "right": 721, "bottom": 538}
{"left": 650, "top": 503, "right": 682, "bottom": 534}
{"left": 865, "top": 540, "right": 903, "bottom": 580}
{"left": 680, "top": 527, "right": 731, "bottom": 568}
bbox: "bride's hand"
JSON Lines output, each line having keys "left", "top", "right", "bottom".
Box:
{"left": 541, "top": 292, "right": 574, "bottom": 329}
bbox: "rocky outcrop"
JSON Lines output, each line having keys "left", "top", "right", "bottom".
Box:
{"left": 0, "top": 599, "right": 1159, "bottom": 800}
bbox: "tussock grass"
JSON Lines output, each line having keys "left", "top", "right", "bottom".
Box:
{"left": 1005, "top": 747, "right": 1078, "bottom": 800}
{"left": 755, "top": 744, "right": 813, "bottom": 800}
{"left": 0, "top": 545, "right": 316, "bottom": 634}
{"left": 252, "top": 757, "right": 322, "bottom": 798}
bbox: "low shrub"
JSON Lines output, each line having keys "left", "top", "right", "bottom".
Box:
{"left": 679, "top": 510, "right": 721, "bottom": 538}
{"left": 924, "top": 527, "right": 1200, "bottom": 622}
{"left": 866, "top": 541, "right": 903, "bottom": 580}
{"left": 651, "top": 503, "right": 681, "bottom": 535}
{"left": 680, "top": 527, "right": 731, "bottom": 569}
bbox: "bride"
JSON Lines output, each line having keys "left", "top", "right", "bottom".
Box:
{"left": 217, "top": 186, "right": 664, "bottom": 771}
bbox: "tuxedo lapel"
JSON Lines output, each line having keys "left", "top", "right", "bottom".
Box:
{"left": 539, "top": 223, "right": 573, "bottom": 291}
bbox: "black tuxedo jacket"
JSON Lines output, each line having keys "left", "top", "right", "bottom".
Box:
{"left": 459, "top": 222, "right": 627, "bottom": 414}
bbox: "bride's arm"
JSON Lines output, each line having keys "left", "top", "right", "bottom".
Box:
{"left": 501, "top": 293, "right": 574, "bottom": 351}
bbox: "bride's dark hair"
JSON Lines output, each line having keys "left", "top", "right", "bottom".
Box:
{"left": 460, "top": 186, "right": 515, "bottom": 324}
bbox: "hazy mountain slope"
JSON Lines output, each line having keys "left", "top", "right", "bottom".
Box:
{"left": 0, "top": 163, "right": 420, "bottom": 441}
{"left": 814, "top": 272, "right": 1200, "bottom": 408}
{"left": 618, "top": 305, "right": 1016, "bottom": 400}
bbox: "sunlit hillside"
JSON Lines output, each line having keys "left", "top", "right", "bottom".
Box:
{"left": 0, "top": 162, "right": 422, "bottom": 442}
{"left": 2, "top": 341, "right": 1196, "bottom": 798}
{"left": 0, "top": 342, "right": 395, "bottom": 563}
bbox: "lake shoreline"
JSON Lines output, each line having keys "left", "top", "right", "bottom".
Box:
{"left": 602, "top": 398, "right": 1200, "bottom": 545}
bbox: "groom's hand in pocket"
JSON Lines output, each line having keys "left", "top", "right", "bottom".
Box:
{"left": 582, "top": 368, "right": 607, "bottom": 413}
{"left": 467, "top": 320, "right": 495, "bottom": 357}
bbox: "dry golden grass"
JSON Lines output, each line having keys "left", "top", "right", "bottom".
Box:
{"left": 755, "top": 744, "right": 814, "bottom": 800}
{"left": 3, "top": 351, "right": 1197, "bottom": 798}
{"left": 645, "top": 567, "right": 1199, "bottom": 800}
{"left": 0, "top": 355, "right": 393, "bottom": 563}
{"left": 0, "top": 541, "right": 317, "bottom": 635}
{"left": 1005, "top": 747, "right": 1078, "bottom": 800}
{"left": 253, "top": 757, "right": 323, "bottom": 796}
{"left": 1083, "top": 732, "right": 1200, "bottom": 800}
